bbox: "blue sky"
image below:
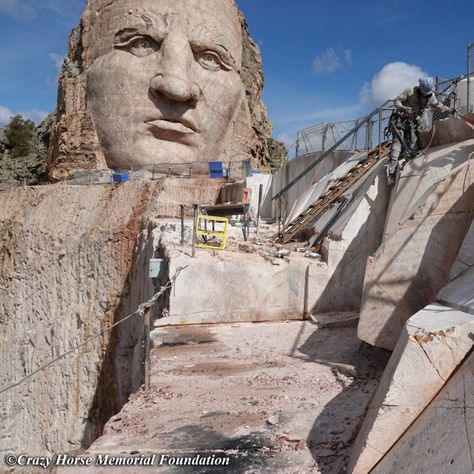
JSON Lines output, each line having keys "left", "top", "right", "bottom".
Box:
{"left": 1, "top": 0, "right": 474, "bottom": 152}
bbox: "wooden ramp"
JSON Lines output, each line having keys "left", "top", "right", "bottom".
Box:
{"left": 277, "top": 142, "right": 391, "bottom": 244}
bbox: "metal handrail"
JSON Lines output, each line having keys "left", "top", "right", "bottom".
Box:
{"left": 468, "top": 43, "right": 474, "bottom": 113}
{"left": 272, "top": 100, "right": 393, "bottom": 201}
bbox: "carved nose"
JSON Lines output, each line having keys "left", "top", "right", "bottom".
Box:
{"left": 150, "top": 22, "right": 200, "bottom": 104}
{"left": 150, "top": 74, "right": 199, "bottom": 103}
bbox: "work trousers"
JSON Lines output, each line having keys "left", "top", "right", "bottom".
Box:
{"left": 388, "top": 115, "right": 419, "bottom": 174}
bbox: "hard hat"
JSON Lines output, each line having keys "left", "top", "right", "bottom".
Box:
{"left": 419, "top": 77, "right": 435, "bottom": 95}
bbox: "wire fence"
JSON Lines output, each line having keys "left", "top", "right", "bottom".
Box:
{"left": 432, "top": 76, "right": 464, "bottom": 120}
{"left": 295, "top": 72, "right": 473, "bottom": 158}
{"left": 66, "top": 159, "right": 252, "bottom": 186}
{"left": 295, "top": 107, "right": 394, "bottom": 157}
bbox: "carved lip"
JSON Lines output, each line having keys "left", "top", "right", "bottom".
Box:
{"left": 145, "top": 117, "right": 198, "bottom": 135}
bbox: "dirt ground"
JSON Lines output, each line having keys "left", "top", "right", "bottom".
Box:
{"left": 64, "top": 320, "right": 389, "bottom": 474}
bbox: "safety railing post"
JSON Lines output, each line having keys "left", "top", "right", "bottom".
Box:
{"left": 192, "top": 204, "right": 198, "bottom": 258}
{"left": 468, "top": 43, "right": 474, "bottom": 113}
{"left": 366, "top": 119, "right": 373, "bottom": 150}
{"left": 277, "top": 198, "right": 282, "bottom": 238}
{"left": 180, "top": 205, "right": 185, "bottom": 248}
{"left": 256, "top": 184, "right": 263, "bottom": 241}
{"left": 143, "top": 308, "right": 151, "bottom": 390}
{"left": 378, "top": 109, "right": 382, "bottom": 156}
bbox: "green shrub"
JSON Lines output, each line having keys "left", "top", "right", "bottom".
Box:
{"left": 266, "top": 137, "right": 288, "bottom": 172}
{"left": 5, "top": 115, "right": 35, "bottom": 158}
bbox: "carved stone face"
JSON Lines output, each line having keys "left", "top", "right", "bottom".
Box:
{"left": 86, "top": 0, "right": 244, "bottom": 168}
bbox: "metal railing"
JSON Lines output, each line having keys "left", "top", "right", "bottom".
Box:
{"left": 296, "top": 118, "right": 376, "bottom": 156}
{"left": 273, "top": 100, "right": 393, "bottom": 201}
{"left": 433, "top": 75, "right": 465, "bottom": 120}
{"left": 67, "top": 158, "right": 252, "bottom": 185}
{"left": 467, "top": 43, "right": 474, "bottom": 113}
{"left": 278, "top": 70, "right": 471, "bottom": 203}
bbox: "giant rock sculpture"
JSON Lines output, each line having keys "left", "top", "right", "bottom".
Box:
{"left": 48, "top": 0, "right": 271, "bottom": 179}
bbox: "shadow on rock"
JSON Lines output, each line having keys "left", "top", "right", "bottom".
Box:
{"left": 297, "top": 328, "right": 390, "bottom": 473}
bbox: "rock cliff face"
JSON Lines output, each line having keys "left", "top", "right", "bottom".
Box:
{"left": 238, "top": 11, "right": 273, "bottom": 168}
{"left": 48, "top": 0, "right": 273, "bottom": 180}
{"left": 0, "top": 179, "right": 224, "bottom": 455}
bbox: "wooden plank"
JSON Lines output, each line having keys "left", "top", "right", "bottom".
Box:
{"left": 276, "top": 143, "right": 390, "bottom": 243}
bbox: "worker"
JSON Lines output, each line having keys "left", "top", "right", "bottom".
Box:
{"left": 387, "top": 77, "right": 455, "bottom": 186}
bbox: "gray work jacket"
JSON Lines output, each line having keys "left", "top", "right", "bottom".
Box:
{"left": 394, "top": 86, "right": 450, "bottom": 116}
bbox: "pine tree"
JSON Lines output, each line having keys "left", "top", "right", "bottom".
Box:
{"left": 5, "top": 115, "right": 35, "bottom": 158}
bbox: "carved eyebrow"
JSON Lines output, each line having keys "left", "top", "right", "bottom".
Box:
{"left": 114, "top": 28, "right": 139, "bottom": 44}
{"left": 189, "top": 41, "right": 236, "bottom": 70}
{"left": 113, "top": 10, "right": 166, "bottom": 42}
{"left": 114, "top": 27, "right": 165, "bottom": 47}
{"left": 189, "top": 25, "right": 240, "bottom": 69}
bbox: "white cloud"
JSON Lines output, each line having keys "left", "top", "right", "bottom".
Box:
{"left": 0, "top": 0, "right": 36, "bottom": 21}
{"left": 0, "top": 106, "right": 13, "bottom": 126}
{"left": 343, "top": 49, "right": 352, "bottom": 67}
{"left": 0, "top": 106, "right": 49, "bottom": 127}
{"left": 20, "top": 109, "right": 49, "bottom": 124}
{"left": 313, "top": 48, "right": 352, "bottom": 75}
{"left": 359, "top": 61, "right": 426, "bottom": 107}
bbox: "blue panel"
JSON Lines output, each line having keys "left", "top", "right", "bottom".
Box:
{"left": 112, "top": 171, "right": 129, "bottom": 183}
{"left": 209, "top": 161, "right": 224, "bottom": 179}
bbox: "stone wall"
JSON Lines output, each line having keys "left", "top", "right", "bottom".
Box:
{"left": 358, "top": 140, "right": 474, "bottom": 350}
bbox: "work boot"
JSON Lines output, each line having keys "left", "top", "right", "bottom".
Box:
{"left": 387, "top": 159, "right": 398, "bottom": 186}
{"left": 387, "top": 173, "right": 396, "bottom": 187}
{"left": 387, "top": 158, "right": 398, "bottom": 176}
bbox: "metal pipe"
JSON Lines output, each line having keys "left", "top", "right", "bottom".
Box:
{"left": 180, "top": 205, "right": 185, "bottom": 248}
{"left": 272, "top": 100, "right": 392, "bottom": 201}
{"left": 192, "top": 204, "right": 197, "bottom": 258}
{"left": 143, "top": 308, "right": 151, "bottom": 390}
{"left": 282, "top": 196, "right": 287, "bottom": 237}
{"left": 468, "top": 44, "right": 474, "bottom": 113}
{"left": 378, "top": 109, "right": 382, "bottom": 156}
{"left": 354, "top": 119, "right": 359, "bottom": 150}
{"left": 256, "top": 184, "right": 263, "bottom": 240}
{"left": 366, "top": 119, "right": 373, "bottom": 150}
{"left": 303, "top": 265, "right": 310, "bottom": 319}
{"left": 277, "top": 198, "right": 282, "bottom": 237}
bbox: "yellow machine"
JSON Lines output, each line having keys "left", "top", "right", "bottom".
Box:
{"left": 195, "top": 215, "right": 229, "bottom": 250}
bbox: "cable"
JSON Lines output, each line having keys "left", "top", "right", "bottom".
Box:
{"left": 0, "top": 265, "right": 188, "bottom": 395}
{"left": 417, "top": 120, "right": 437, "bottom": 157}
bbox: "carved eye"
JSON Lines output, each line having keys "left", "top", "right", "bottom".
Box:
{"left": 117, "top": 35, "right": 160, "bottom": 58}
{"left": 196, "top": 51, "right": 230, "bottom": 72}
